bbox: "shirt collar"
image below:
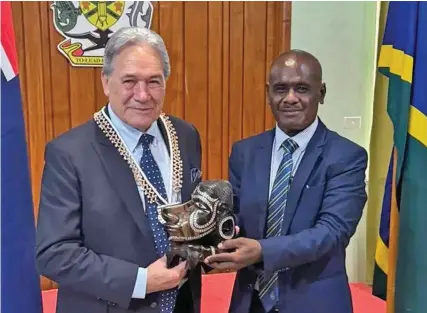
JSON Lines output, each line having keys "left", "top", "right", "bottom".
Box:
{"left": 274, "top": 116, "right": 319, "bottom": 152}
{"left": 107, "top": 105, "right": 162, "bottom": 152}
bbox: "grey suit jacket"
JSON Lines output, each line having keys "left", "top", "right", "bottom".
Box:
{"left": 36, "top": 109, "right": 202, "bottom": 313}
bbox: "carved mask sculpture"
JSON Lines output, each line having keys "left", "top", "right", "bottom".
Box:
{"left": 158, "top": 180, "right": 237, "bottom": 269}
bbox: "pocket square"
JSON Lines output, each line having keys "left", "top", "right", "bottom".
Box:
{"left": 190, "top": 168, "right": 202, "bottom": 183}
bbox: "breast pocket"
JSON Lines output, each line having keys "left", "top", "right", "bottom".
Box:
{"left": 300, "top": 182, "right": 326, "bottom": 207}
{"left": 290, "top": 183, "right": 326, "bottom": 231}
{"left": 305, "top": 182, "right": 326, "bottom": 191}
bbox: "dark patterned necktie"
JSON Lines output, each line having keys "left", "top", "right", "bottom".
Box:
{"left": 139, "top": 133, "right": 176, "bottom": 313}
{"left": 259, "top": 138, "right": 298, "bottom": 312}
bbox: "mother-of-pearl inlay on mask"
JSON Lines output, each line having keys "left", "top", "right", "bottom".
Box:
{"left": 158, "top": 180, "right": 237, "bottom": 269}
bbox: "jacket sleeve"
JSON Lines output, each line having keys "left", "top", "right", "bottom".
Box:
{"left": 259, "top": 147, "right": 368, "bottom": 277}
{"left": 36, "top": 142, "right": 138, "bottom": 309}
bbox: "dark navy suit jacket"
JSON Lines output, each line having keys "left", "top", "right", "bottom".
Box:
{"left": 36, "top": 110, "right": 202, "bottom": 313}
{"left": 228, "top": 120, "right": 368, "bottom": 313}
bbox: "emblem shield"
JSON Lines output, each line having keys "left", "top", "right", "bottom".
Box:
{"left": 79, "top": 1, "right": 124, "bottom": 31}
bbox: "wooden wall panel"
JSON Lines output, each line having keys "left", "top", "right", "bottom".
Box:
{"left": 40, "top": 3, "right": 54, "bottom": 142}
{"left": 221, "top": 2, "right": 230, "bottom": 179}
{"left": 207, "top": 2, "right": 224, "bottom": 179}
{"left": 243, "top": 1, "right": 267, "bottom": 138}
{"left": 49, "top": 4, "right": 72, "bottom": 137}
{"left": 11, "top": 1, "right": 291, "bottom": 290}
{"left": 228, "top": 2, "right": 244, "bottom": 153}
{"left": 22, "top": 2, "right": 47, "bottom": 221}
{"left": 159, "top": 2, "right": 185, "bottom": 118}
{"left": 184, "top": 2, "right": 209, "bottom": 177}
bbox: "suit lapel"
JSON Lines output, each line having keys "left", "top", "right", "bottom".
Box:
{"left": 180, "top": 145, "right": 192, "bottom": 201}
{"left": 158, "top": 117, "right": 192, "bottom": 201}
{"left": 157, "top": 119, "right": 171, "bottom": 155}
{"left": 93, "top": 121, "right": 156, "bottom": 249}
{"left": 254, "top": 130, "right": 275, "bottom": 237}
{"left": 281, "top": 121, "right": 327, "bottom": 235}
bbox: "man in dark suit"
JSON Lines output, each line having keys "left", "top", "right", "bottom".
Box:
{"left": 36, "top": 27, "right": 203, "bottom": 313}
{"left": 205, "top": 50, "right": 368, "bottom": 313}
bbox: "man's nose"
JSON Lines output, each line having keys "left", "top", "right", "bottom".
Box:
{"left": 284, "top": 89, "right": 298, "bottom": 104}
{"left": 134, "top": 82, "right": 151, "bottom": 102}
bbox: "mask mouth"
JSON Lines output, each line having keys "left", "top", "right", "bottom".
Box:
{"left": 157, "top": 200, "right": 193, "bottom": 226}
{"left": 218, "top": 215, "right": 236, "bottom": 240}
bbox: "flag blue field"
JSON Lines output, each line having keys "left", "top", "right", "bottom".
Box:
{"left": 1, "top": 2, "right": 43, "bottom": 313}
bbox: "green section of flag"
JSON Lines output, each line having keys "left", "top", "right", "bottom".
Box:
{"left": 379, "top": 69, "right": 411, "bottom": 183}
{"left": 372, "top": 263, "right": 387, "bottom": 300}
{"left": 395, "top": 136, "right": 427, "bottom": 311}
{"left": 371, "top": 70, "right": 411, "bottom": 300}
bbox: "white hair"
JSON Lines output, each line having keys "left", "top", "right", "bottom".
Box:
{"left": 103, "top": 27, "right": 170, "bottom": 79}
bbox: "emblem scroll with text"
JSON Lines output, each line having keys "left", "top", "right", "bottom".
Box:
{"left": 51, "top": 1, "right": 153, "bottom": 67}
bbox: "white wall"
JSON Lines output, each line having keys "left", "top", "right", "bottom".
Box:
{"left": 291, "top": 1, "right": 379, "bottom": 283}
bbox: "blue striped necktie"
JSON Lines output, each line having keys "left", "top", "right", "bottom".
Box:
{"left": 259, "top": 137, "right": 298, "bottom": 312}
{"left": 139, "top": 133, "right": 176, "bottom": 313}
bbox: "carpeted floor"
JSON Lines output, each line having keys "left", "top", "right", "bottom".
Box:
{"left": 41, "top": 283, "right": 386, "bottom": 313}
{"left": 350, "top": 283, "right": 386, "bottom": 313}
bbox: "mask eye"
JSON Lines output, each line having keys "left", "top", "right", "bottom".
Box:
{"left": 189, "top": 198, "right": 218, "bottom": 233}
{"left": 193, "top": 199, "right": 210, "bottom": 214}
{"left": 194, "top": 209, "right": 211, "bottom": 225}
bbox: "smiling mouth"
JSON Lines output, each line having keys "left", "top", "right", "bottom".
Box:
{"left": 279, "top": 109, "right": 302, "bottom": 113}
{"left": 130, "top": 107, "right": 153, "bottom": 112}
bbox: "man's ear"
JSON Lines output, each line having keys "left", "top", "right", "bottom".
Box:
{"left": 265, "top": 82, "right": 272, "bottom": 106}
{"left": 319, "top": 82, "right": 326, "bottom": 104}
{"left": 100, "top": 72, "right": 110, "bottom": 97}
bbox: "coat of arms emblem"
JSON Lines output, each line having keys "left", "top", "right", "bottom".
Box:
{"left": 51, "top": 1, "right": 153, "bottom": 67}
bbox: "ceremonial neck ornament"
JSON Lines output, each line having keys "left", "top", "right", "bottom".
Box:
{"left": 93, "top": 107, "right": 183, "bottom": 205}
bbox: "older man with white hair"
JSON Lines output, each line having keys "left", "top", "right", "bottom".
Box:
{"left": 36, "top": 27, "right": 203, "bottom": 313}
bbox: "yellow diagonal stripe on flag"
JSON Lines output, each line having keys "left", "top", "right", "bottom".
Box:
{"left": 408, "top": 105, "right": 427, "bottom": 148}
{"left": 378, "top": 45, "right": 414, "bottom": 84}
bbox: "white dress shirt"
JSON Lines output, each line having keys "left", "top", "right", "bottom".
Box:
{"left": 269, "top": 117, "right": 319, "bottom": 198}
{"left": 108, "top": 106, "right": 180, "bottom": 299}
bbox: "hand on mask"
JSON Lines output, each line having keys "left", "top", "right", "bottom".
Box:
{"left": 203, "top": 237, "right": 262, "bottom": 271}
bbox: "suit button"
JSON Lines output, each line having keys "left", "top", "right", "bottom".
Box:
{"left": 247, "top": 284, "right": 253, "bottom": 290}
{"left": 107, "top": 301, "right": 117, "bottom": 306}
{"left": 96, "top": 297, "right": 101, "bottom": 301}
{"left": 150, "top": 302, "right": 157, "bottom": 308}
